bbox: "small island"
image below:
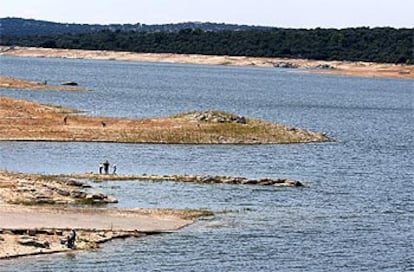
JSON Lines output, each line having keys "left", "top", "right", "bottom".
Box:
{"left": 0, "top": 96, "right": 330, "bottom": 144}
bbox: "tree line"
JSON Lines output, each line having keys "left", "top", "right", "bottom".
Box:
{"left": 2, "top": 27, "right": 412, "bottom": 64}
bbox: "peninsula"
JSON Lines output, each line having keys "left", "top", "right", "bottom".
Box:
{"left": 0, "top": 96, "right": 329, "bottom": 144}
{"left": 0, "top": 170, "right": 212, "bottom": 259}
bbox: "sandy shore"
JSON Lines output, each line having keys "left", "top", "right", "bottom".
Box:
{"left": 1, "top": 46, "right": 413, "bottom": 79}
{"left": 0, "top": 205, "right": 204, "bottom": 259}
{"left": 0, "top": 170, "right": 211, "bottom": 259}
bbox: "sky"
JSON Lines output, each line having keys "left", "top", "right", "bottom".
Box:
{"left": 0, "top": 0, "right": 413, "bottom": 28}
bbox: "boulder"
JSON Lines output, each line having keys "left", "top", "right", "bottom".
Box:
{"left": 273, "top": 62, "right": 299, "bottom": 68}
{"left": 61, "top": 81, "right": 78, "bottom": 86}
{"left": 18, "top": 236, "right": 50, "bottom": 248}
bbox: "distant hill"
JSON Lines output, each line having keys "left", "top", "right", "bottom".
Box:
{"left": 1, "top": 17, "right": 411, "bottom": 64}
{"left": 0, "top": 17, "right": 272, "bottom": 37}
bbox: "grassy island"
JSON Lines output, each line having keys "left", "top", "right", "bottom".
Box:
{"left": 0, "top": 96, "right": 329, "bottom": 144}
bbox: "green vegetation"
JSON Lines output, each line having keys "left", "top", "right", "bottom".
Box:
{"left": 2, "top": 27, "right": 412, "bottom": 64}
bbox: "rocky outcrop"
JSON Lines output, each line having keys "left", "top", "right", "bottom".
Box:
{"left": 174, "top": 175, "right": 303, "bottom": 187}
{"left": 73, "top": 173, "right": 305, "bottom": 187}
{"left": 18, "top": 236, "right": 50, "bottom": 248}
{"left": 0, "top": 171, "right": 117, "bottom": 205}
{"left": 273, "top": 62, "right": 299, "bottom": 68}
{"left": 179, "top": 110, "right": 247, "bottom": 124}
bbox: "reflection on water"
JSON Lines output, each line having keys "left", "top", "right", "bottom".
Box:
{"left": 0, "top": 56, "right": 413, "bottom": 271}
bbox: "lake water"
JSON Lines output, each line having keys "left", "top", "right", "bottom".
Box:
{"left": 0, "top": 56, "right": 413, "bottom": 271}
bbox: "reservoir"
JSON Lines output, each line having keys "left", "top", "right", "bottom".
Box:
{"left": 0, "top": 56, "right": 413, "bottom": 271}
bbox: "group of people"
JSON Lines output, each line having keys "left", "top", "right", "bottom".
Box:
{"left": 99, "top": 160, "right": 117, "bottom": 175}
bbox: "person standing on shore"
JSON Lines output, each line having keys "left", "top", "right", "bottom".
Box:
{"left": 103, "top": 160, "right": 110, "bottom": 175}
{"left": 99, "top": 162, "right": 103, "bottom": 174}
{"left": 112, "top": 164, "right": 117, "bottom": 175}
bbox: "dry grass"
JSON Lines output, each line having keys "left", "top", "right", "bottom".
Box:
{"left": 0, "top": 96, "right": 330, "bottom": 144}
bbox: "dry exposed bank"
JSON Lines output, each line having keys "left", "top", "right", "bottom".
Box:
{"left": 0, "top": 205, "right": 206, "bottom": 259}
{"left": 0, "top": 170, "right": 211, "bottom": 259}
{"left": 1, "top": 46, "right": 413, "bottom": 79}
{"left": 0, "top": 96, "right": 330, "bottom": 144}
{"left": 0, "top": 76, "right": 85, "bottom": 91}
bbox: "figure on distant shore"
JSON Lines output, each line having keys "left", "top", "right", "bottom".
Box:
{"left": 68, "top": 229, "right": 76, "bottom": 248}
{"left": 99, "top": 163, "right": 103, "bottom": 174}
{"left": 101, "top": 121, "right": 106, "bottom": 127}
{"left": 61, "top": 229, "right": 76, "bottom": 248}
{"left": 103, "top": 160, "right": 110, "bottom": 174}
{"left": 63, "top": 116, "right": 68, "bottom": 125}
{"left": 112, "top": 164, "right": 117, "bottom": 175}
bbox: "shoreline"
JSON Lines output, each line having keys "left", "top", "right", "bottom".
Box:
{"left": 61, "top": 173, "right": 305, "bottom": 187}
{"left": 0, "top": 167, "right": 301, "bottom": 259}
{"left": 0, "top": 170, "right": 212, "bottom": 259}
{"left": 0, "top": 205, "right": 204, "bottom": 259}
{"left": 0, "top": 76, "right": 86, "bottom": 91}
{"left": 1, "top": 46, "right": 413, "bottom": 80}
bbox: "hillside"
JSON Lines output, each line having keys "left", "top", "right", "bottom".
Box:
{"left": 2, "top": 24, "right": 412, "bottom": 64}
{"left": 0, "top": 17, "right": 271, "bottom": 37}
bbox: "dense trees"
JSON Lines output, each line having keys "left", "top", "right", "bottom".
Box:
{"left": 2, "top": 26, "right": 412, "bottom": 64}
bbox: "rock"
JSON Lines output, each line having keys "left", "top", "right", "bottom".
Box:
{"left": 63, "top": 179, "right": 90, "bottom": 188}
{"left": 258, "top": 178, "right": 274, "bottom": 185}
{"left": 86, "top": 192, "right": 106, "bottom": 200}
{"left": 55, "top": 188, "right": 71, "bottom": 196}
{"left": 18, "top": 236, "right": 50, "bottom": 248}
{"left": 27, "top": 229, "right": 37, "bottom": 236}
{"left": 285, "top": 180, "right": 304, "bottom": 187}
{"left": 61, "top": 81, "right": 78, "bottom": 86}
{"left": 273, "top": 62, "right": 299, "bottom": 68}
{"left": 315, "top": 64, "right": 335, "bottom": 69}
{"left": 104, "top": 196, "right": 118, "bottom": 203}
{"left": 70, "top": 190, "right": 87, "bottom": 199}
{"left": 242, "top": 179, "right": 258, "bottom": 185}
{"left": 86, "top": 192, "right": 118, "bottom": 203}
{"left": 181, "top": 111, "right": 248, "bottom": 124}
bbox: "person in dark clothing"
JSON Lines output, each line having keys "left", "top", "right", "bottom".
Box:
{"left": 61, "top": 229, "right": 76, "bottom": 248}
{"left": 67, "top": 229, "right": 76, "bottom": 248}
{"left": 103, "top": 160, "right": 110, "bottom": 174}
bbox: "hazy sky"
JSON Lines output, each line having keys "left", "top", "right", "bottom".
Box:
{"left": 1, "top": 0, "right": 413, "bottom": 28}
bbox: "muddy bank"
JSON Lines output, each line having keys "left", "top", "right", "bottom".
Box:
{"left": 1, "top": 46, "right": 412, "bottom": 79}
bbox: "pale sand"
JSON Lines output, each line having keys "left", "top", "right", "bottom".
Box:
{"left": 1, "top": 46, "right": 413, "bottom": 80}
{"left": 0, "top": 205, "right": 193, "bottom": 232}
{"left": 0, "top": 205, "right": 205, "bottom": 259}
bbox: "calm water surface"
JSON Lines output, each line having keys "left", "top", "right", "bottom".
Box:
{"left": 0, "top": 56, "right": 413, "bottom": 271}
